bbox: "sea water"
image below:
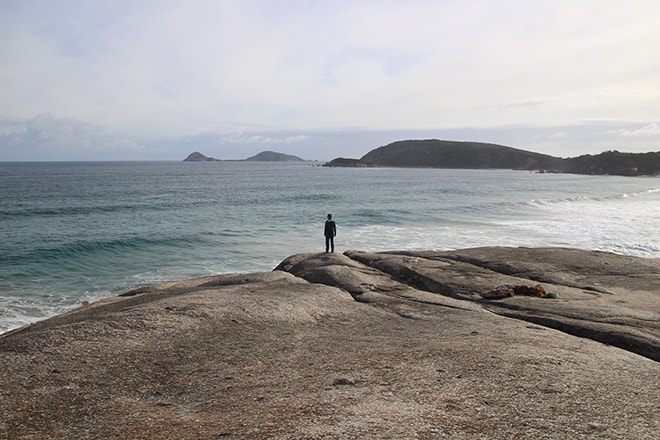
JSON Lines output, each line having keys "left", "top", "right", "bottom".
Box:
{"left": 1, "top": 161, "right": 659, "bottom": 332}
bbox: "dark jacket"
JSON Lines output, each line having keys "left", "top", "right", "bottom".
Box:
{"left": 324, "top": 220, "right": 336, "bottom": 237}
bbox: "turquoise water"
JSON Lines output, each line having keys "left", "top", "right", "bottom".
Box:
{"left": 1, "top": 161, "right": 659, "bottom": 332}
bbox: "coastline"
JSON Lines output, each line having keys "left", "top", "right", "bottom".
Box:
{"left": 3, "top": 162, "right": 659, "bottom": 335}
{"left": 1, "top": 247, "right": 659, "bottom": 438}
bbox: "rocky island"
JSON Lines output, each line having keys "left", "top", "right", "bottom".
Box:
{"left": 245, "top": 151, "right": 305, "bottom": 162}
{"left": 183, "top": 151, "right": 221, "bottom": 161}
{"left": 1, "top": 247, "right": 658, "bottom": 439}
{"left": 183, "top": 150, "right": 306, "bottom": 162}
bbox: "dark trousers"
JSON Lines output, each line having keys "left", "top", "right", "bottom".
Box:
{"left": 325, "top": 236, "right": 334, "bottom": 252}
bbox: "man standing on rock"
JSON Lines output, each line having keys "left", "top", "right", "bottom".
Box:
{"left": 324, "top": 214, "right": 337, "bottom": 253}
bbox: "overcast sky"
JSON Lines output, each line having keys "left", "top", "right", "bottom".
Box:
{"left": 1, "top": 0, "right": 659, "bottom": 161}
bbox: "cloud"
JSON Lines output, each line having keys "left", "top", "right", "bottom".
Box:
{"left": 0, "top": 114, "right": 148, "bottom": 161}
{"left": 242, "top": 134, "right": 310, "bottom": 144}
{"left": 1, "top": 1, "right": 659, "bottom": 160}
{"left": 3, "top": 113, "right": 655, "bottom": 162}
{"left": 613, "top": 123, "right": 660, "bottom": 138}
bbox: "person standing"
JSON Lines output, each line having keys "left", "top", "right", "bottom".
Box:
{"left": 324, "top": 214, "right": 337, "bottom": 253}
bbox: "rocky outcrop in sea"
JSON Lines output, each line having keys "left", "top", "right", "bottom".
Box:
{"left": 1, "top": 247, "right": 658, "bottom": 438}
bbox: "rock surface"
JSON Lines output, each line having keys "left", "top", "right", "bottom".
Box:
{"left": 1, "top": 247, "right": 658, "bottom": 439}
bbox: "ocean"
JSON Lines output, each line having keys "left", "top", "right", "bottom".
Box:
{"left": 1, "top": 161, "right": 659, "bottom": 333}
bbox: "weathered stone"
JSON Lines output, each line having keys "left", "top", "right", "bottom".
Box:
{"left": 0, "top": 247, "right": 658, "bottom": 439}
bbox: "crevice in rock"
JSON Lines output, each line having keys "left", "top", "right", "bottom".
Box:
{"left": 492, "top": 309, "right": 660, "bottom": 362}
{"left": 438, "top": 254, "right": 615, "bottom": 294}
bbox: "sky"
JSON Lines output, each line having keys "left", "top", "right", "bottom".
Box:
{"left": 1, "top": 0, "right": 659, "bottom": 161}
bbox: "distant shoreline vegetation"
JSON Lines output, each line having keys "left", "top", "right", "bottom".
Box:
{"left": 323, "top": 140, "right": 660, "bottom": 177}
{"left": 184, "top": 140, "right": 660, "bottom": 176}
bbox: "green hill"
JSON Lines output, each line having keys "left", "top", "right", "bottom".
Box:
{"left": 562, "top": 150, "right": 660, "bottom": 176}
{"left": 359, "top": 140, "right": 560, "bottom": 169}
{"left": 324, "top": 140, "right": 659, "bottom": 176}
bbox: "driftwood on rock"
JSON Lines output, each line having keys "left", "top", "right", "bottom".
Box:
{"left": 1, "top": 247, "right": 658, "bottom": 439}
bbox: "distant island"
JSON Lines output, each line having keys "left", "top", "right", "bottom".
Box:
{"left": 245, "top": 151, "right": 305, "bottom": 162}
{"left": 183, "top": 151, "right": 221, "bottom": 162}
{"left": 184, "top": 150, "right": 306, "bottom": 162}
{"left": 324, "top": 140, "right": 660, "bottom": 176}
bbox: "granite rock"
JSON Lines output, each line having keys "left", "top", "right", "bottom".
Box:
{"left": 1, "top": 247, "right": 658, "bottom": 439}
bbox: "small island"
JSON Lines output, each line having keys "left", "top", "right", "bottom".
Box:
{"left": 183, "top": 151, "right": 221, "bottom": 162}
{"left": 245, "top": 150, "right": 305, "bottom": 162}
{"left": 183, "top": 150, "right": 306, "bottom": 162}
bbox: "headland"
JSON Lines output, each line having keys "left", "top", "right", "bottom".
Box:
{"left": 324, "top": 140, "right": 660, "bottom": 176}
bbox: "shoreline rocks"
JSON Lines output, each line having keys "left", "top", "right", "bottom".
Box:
{"left": 1, "top": 247, "right": 659, "bottom": 439}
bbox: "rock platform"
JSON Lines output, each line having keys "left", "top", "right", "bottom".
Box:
{"left": 1, "top": 247, "right": 658, "bottom": 439}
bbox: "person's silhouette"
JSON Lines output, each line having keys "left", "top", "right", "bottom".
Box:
{"left": 324, "top": 214, "right": 336, "bottom": 252}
